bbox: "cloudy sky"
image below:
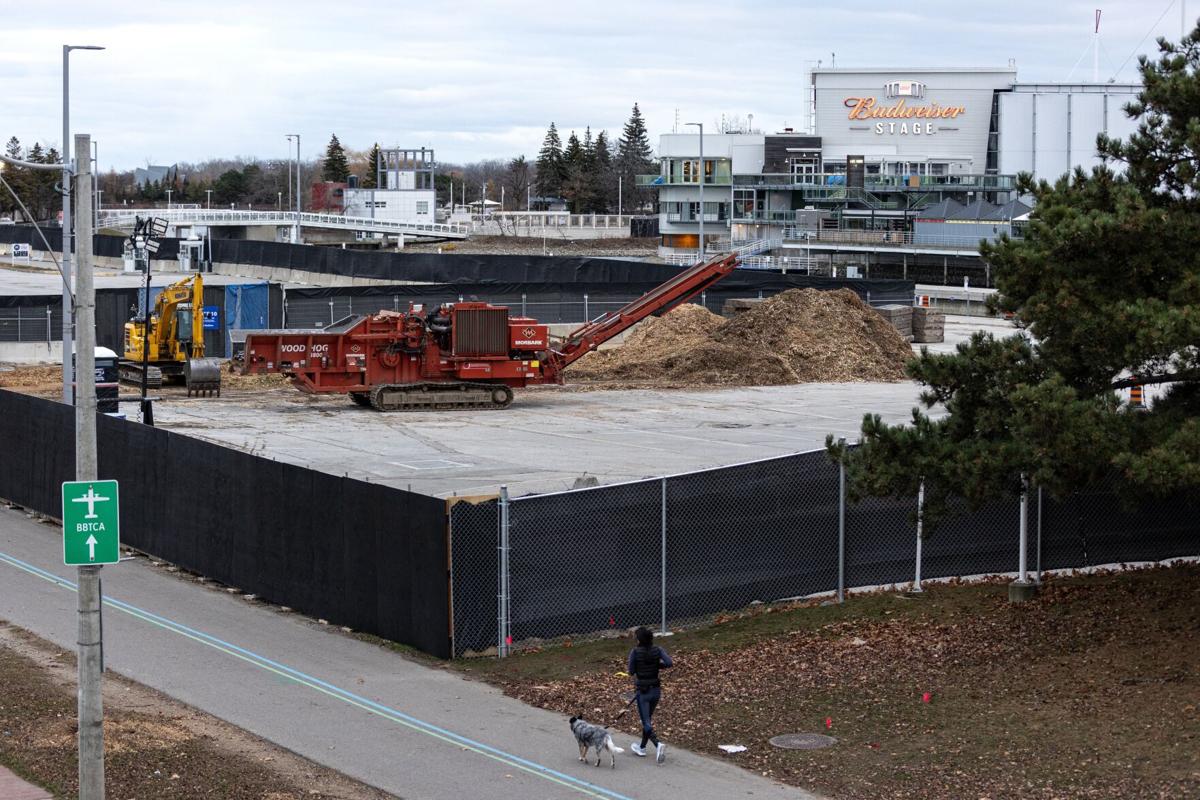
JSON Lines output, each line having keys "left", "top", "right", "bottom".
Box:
{"left": 1, "top": 0, "right": 1189, "bottom": 170}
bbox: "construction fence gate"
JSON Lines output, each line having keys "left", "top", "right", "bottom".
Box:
{"left": 448, "top": 448, "right": 1200, "bottom": 658}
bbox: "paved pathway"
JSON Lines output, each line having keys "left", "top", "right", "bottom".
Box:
{"left": 0, "top": 507, "right": 816, "bottom": 800}
{"left": 0, "top": 765, "right": 52, "bottom": 800}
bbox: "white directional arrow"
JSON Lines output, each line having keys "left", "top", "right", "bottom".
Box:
{"left": 86, "top": 534, "right": 98, "bottom": 561}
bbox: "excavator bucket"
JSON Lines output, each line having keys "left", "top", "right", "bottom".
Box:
{"left": 185, "top": 358, "right": 222, "bottom": 398}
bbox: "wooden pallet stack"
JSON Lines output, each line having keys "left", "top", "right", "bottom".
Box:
{"left": 912, "top": 307, "right": 946, "bottom": 343}
{"left": 875, "top": 304, "right": 913, "bottom": 340}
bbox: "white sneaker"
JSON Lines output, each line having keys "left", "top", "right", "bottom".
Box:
{"left": 630, "top": 743, "right": 646, "bottom": 757}
{"left": 656, "top": 742, "right": 666, "bottom": 764}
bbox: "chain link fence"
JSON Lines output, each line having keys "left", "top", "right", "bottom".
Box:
{"left": 0, "top": 305, "right": 63, "bottom": 342}
{"left": 449, "top": 448, "right": 1200, "bottom": 657}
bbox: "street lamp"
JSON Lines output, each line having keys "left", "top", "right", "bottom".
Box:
{"left": 62, "top": 43, "right": 105, "bottom": 405}
{"left": 165, "top": 189, "right": 172, "bottom": 210}
{"left": 685, "top": 122, "right": 704, "bottom": 259}
{"left": 286, "top": 134, "right": 300, "bottom": 243}
{"left": 205, "top": 189, "right": 212, "bottom": 209}
{"left": 277, "top": 191, "right": 282, "bottom": 211}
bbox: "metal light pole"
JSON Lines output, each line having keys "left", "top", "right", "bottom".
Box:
{"left": 205, "top": 189, "right": 212, "bottom": 209}
{"left": 62, "top": 44, "right": 105, "bottom": 405}
{"left": 165, "top": 189, "right": 172, "bottom": 210}
{"left": 74, "top": 132, "right": 105, "bottom": 800}
{"left": 618, "top": 175, "right": 623, "bottom": 217}
{"left": 286, "top": 134, "right": 301, "bottom": 243}
{"left": 685, "top": 122, "right": 704, "bottom": 259}
{"left": 277, "top": 191, "right": 281, "bottom": 211}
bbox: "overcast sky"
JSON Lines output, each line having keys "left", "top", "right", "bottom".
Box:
{"left": 1, "top": 0, "right": 1189, "bottom": 170}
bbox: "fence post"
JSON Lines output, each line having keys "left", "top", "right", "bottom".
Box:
{"left": 328, "top": 299, "right": 334, "bottom": 325}
{"left": 660, "top": 477, "right": 668, "bottom": 634}
{"left": 497, "top": 485, "right": 510, "bottom": 657}
{"left": 1009, "top": 475, "right": 1036, "bottom": 602}
{"left": 837, "top": 437, "right": 846, "bottom": 604}
{"left": 583, "top": 293, "right": 589, "bottom": 321}
{"left": 521, "top": 293, "right": 527, "bottom": 317}
{"left": 46, "top": 306, "right": 52, "bottom": 349}
{"left": 1035, "top": 485, "right": 1043, "bottom": 584}
{"left": 913, "top": 480, "right": 925, "bottom": 593}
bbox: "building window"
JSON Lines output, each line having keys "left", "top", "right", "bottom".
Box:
{"left": 416, "top": 201, "right": 430, "bottom": 214}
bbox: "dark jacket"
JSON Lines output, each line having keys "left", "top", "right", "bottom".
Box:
{"left": 627, "top": 645, "right": 673, "bottom": 690}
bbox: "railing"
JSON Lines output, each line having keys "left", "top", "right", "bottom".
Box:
{"left": 732, "top": 172, "right": 1017, "bottom": 192}
{"left": 782, "top": 227, "right": 1019, "bottom": 250}
{"left": 636, "top": 174, "right": 732, "bottom": 187}
{"left": 97, "top": 209, "right": 471, "bottom": 238}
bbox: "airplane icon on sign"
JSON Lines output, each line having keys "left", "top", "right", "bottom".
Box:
{"left": 71, "top": 486, "right": 110, "bottom": 519}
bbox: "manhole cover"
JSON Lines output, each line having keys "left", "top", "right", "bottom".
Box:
{"left": 769, "top": 733, "right": 837, "bottom": 750}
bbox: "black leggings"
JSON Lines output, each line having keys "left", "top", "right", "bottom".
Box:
{"left": 636, "top": 686, "right": 661, "bottom": 747}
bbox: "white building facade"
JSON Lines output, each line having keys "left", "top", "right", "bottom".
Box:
{"left": 647, "top": 68, "right": 1141, "bottom": 256}
{"left": 343, "top": 147, "right": 437, "bottom": 225}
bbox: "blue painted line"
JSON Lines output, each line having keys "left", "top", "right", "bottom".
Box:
{"left": 0, "top": 551, "right": 634, "bottom": 800}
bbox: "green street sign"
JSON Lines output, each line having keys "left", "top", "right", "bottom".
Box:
{"left": 62, "top": 480, "right": 120, "bottom": 566}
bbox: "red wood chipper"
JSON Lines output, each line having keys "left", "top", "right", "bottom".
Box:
{"left": 239, "top": 253, "right": 740, "bottom": 411}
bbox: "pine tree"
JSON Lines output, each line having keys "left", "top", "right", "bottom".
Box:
{"left": 534, "top": 122, "right": 564, "bottom": 202}
{"left": 617, "top": 103, "right": 655, "bottom": 213}
{"left": 833, "top": 25, "right": 1200, "bottom": 528}
{"left": 593, "top": 130, "right": 614, "bottom": 212}
{"left": 321, "top": 134, "right": 350, "bottom": 183}
{"left": 563, "top": 131, "right": 583, "bottom": 168}
{"left": 1, "top": 137, "right": 23, "bottom": 217}
{"left": 361, "top": 143, "right": 382, "bottom": 189}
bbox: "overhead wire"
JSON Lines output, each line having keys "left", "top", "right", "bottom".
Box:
{"left": 1111, "top": 0, "right": 1178, "bottom": 81}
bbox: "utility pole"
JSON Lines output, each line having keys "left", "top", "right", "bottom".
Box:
{"left": 60, "top": 45, "right": 105, "bottom": 405}
{"left": 74, "top": 132, "right": 105, "bottom": 800}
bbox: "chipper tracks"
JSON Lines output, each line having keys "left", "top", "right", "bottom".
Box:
{"left": 359, "top": 382, "right": 515, "bottom": 412}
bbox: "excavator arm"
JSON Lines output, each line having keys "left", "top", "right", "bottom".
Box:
{"left": 547, "top": 252, "right": 740, "bottom": 375}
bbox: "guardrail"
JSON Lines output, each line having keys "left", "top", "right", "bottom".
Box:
{"left": 98, "top": 209, "right": 470, "bottom": 239}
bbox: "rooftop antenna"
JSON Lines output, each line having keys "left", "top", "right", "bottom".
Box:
{"left": 1093, "top": 9, "right": 1101, "bottom": 82}
{"left": 831, "top": 52, "right": 836, "bottom": 69}
{"left": 748, "top": 112, "right": 754, "bottom": 133}
{"left": 673, "top": 108, "right": 679, "bottom": 134}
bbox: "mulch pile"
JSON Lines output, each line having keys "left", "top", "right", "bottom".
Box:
{"left": 568, "top": 288, "right": 914, "bottom": 387}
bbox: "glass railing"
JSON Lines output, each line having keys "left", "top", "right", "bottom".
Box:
{"left": 732, "top": 173, "right": 1016, "bottom": 191}
{"left": 637, "top": 174, "right": 733, "bottom": 187}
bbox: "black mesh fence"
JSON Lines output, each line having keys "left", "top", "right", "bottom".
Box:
{"left": 450, "top": 447, "right": 1199, "bottom": 657}
{"left": 666, "top": 452, "right": 841, "bottom": 620}
{"left": 0, "top": 389, "right": 452, "bottom": 657}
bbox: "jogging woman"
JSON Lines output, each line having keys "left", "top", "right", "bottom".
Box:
{"left": 627, "top": 626, "right": 672, "bottom": 763}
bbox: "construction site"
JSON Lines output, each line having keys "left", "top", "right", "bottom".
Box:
{"left": 0, "top": 233, "right": 987, "bottom": 497}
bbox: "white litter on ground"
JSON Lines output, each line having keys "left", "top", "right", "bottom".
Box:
{"left": 718, "top": 744, "right": 747, "bottom": 754}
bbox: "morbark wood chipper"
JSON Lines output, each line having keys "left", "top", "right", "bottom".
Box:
{"left": 239, "top": 252, "right": 740, "bottom": 411}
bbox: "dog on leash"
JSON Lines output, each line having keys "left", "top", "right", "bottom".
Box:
{"left": 569, "top": 716, "right": 625, "bottom": 767}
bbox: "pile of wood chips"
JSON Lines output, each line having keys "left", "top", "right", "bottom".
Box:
{"left": 568, "top": 288, "right": 914, "bottom": 387}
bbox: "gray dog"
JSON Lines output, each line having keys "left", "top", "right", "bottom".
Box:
{"left": 569, "top": 715, "right": 625, "bottom": 767}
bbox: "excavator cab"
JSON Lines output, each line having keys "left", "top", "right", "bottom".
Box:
{"left": 120, "top": 275, "right": 221, "bottom": 397}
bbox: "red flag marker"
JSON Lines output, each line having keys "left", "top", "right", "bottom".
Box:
{"left": 505, "top": 635, "right": 513, "bottom": 645}
{"left": 922, "top": 692, "right": 932, "bottom": 703}
{"left": 825, "top": 717, "right": 832, "bottom": 730}
{"left": 609, "top": 616, "right": 615, "bottom": 626}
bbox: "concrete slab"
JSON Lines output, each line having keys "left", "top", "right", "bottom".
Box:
{"left": 152, "top": 381, "right": 934, "bottom": 498}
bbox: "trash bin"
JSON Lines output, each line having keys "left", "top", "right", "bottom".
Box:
{"left": 73, "top": 347, "right": 120, "bottom": 414}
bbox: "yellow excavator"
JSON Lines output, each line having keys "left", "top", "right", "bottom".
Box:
{"left": 121, "top": 274, "right": 222, "bottom": 397}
